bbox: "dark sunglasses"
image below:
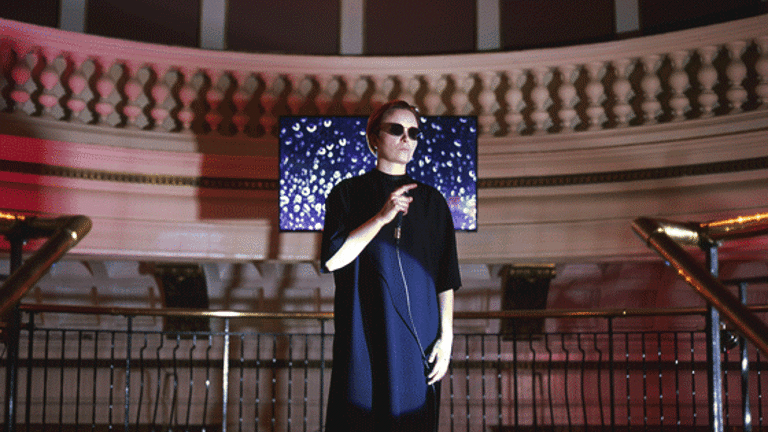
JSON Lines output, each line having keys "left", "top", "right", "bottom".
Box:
{"left": 380, "top": 122, "right": 421, "bottom": 140}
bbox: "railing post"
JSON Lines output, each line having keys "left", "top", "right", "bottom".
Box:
{"left": 3, "top": 309, "right": 21, "bottom": 432}
{"left": 608, "top": 317, "right": 616, "bottom": 431}
{"left": 3, "top": 234, "right": 25, "bottom": 432}
{"left": 124, "top": 316, "right": 132, "bottom": 432}
{"left": 703, "top": 241, "right": 724, "bottom": 432}
{"left": 739, "top": 281, "right": 751, "bottom": 432}
{"left": 319, "top": 318, "right": 326, "bottom": 430}
{"left": 222, "top": 318, "right": 230, "bottom": 432}
{"left": 23, "top": 312, "right": 34, "bottom": 429}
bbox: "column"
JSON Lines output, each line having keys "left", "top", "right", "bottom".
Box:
{"left": 477, "top": 0, "right": 500, "bottom": 51}
{"left": 614, "top": 0, "right": 640, "bottom": 34}
{"left": 201, "top": 0, "right": 227, "bottom": 50}
{"left": 340, "top": 0, "right": 364, "bottom": 55}
{"left": 59, "top": 0, "right": 87, "bottom": 33}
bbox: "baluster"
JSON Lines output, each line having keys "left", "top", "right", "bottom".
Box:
{"left": 756, "top": 36, "right": 768, "bottom": 108}
{"left": 38, "top": 51, "right": 64, "bottom": 119}
{"left": 668, "top": 50, "right": 691, "bottom": 121}
{"left": 530, "top": 67, "right": 552, "bottom": 133}
{"left": 381, "top": 76, "right": 396, "bottom": 108}
{"left": 177, "top": 68, "right": 198, "bottom": 132}
{"left": 423, "top": 73, "right": 445, "bottom": 115}
{"left": 640, "top": 55, "right": 662, "bottom": 124}
{"left": 205, "top": 71, "right": 226, "bottom": 133}
{"left": 10, "top": 51, "right": 36, "bottom": 114}
{"left": 94, "top": 61, "right": 118, "bottom": 126}
{"left": 585, "top": 62, "right": 607, "bottom": 130}
{"left": 503, "top": 68, "right": 525, "bottom": 134}
{"left": 557, "top": 64, "right": 579, "bottom": 132}
{"left": 0, "top": 44, "right": 13, "bottom": 110}
{"left": 341, "top": 74, "right": 362, "bottom": 114}
{"left": 398, "top": 74, "right": 419, "bottom": 108}
{"left": 478, "top": 71, "right": 499, "bottom": 135}
{"left": 66, "top": 53, "right": 91, "bottom": 123}
{"left": 611, "top": 58, "right": 634, "bottom": 127}
{"left": 231, "top": 72, "right": 256, "bottom": 135}
{"left": 697, "top": 46, "right": 719, "bottom": 118}
{"left": 259, "top": 73, "right": 282, "bottom": 136}
{"left": 315, "top": 75, "right": 338, "bottom": 114}
{"left": 149, "top": 67, "right": 172, "bottom": 131}
{"left": 286, "top": 74, "right": 306, "bottom": 114}
{"left": 122, "top": 63, "right": 147, "bottom": 129}
{"left": 451, "top": 72, "right": 471, "bottom": 115}
{"left": 725, "top": 40, "right": 748, "bottom": 113}
{"left": 369, "top": 74, "right": 391, "bottom": 109}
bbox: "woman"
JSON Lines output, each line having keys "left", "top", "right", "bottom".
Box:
{"left": 321, "top": 100, "right": 461, "bottom": 431}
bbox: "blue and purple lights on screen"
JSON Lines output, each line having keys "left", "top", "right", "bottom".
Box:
{"left": 279, "top": 115, "right": 477, "bottom": 232}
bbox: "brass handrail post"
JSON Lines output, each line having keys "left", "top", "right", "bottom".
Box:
{"left": 1, "top": 213, "right": 92, "bottom": 432}
{"left": 703, "top": 239, "right": 724, "bottom": 432}
{"left": 632, "top": 216, "right": 768, "bottom": 355}
{"left": 3, "top": 229, "right": 25, "bottom": 432}
{"left": 0, "top": 215, "right": 93, "bottom": 318}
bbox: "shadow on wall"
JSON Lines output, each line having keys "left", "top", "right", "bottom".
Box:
{"left": 193, "top": 81, "right": 312, "bottom": 261}
{"left": 0, "top": 122, "right": 55, "bottom": 256}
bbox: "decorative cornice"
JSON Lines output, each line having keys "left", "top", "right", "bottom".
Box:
{"left": 0, "top": 159, "right": 278, "bottom": 191}
{"left": 479, "top": 156, "right": 768, "bottom": 189}
{"left": 504, "top": 264, "right": 557, "bottom": 280}
{"left": 2, "top": 155, "right": 766, "bottom": 191}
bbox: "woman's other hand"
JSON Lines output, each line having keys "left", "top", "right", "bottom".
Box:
{"left": 426, "top": 331, "right": 452, "bottom": 385}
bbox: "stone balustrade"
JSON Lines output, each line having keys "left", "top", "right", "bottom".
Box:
{"left": 1, "top": 15, "right": 767, "bottom": 139}
{"left": 1, "top": 16, "right": 768, "bottom": 265}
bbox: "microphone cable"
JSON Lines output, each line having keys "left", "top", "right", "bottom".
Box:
{"left": 393, "top": 210, "right": 440, "bottom": 431}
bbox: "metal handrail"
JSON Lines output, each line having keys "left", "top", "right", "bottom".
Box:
{"left": 632, "top": 213, "right": 768, "bottom": 356}
{"left": 0, "top": 214, "right": 93, "bottom": 318}
{"left": 13, "top": 302, "right": 768, "bottom": 320}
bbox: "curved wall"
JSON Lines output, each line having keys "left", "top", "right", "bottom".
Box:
{"left": 0, "top": 16, "right": 767, "bottom": 265}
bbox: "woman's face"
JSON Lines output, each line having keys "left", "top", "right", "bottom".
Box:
{"left": 372, "top": 108, "right": 419, "bottom": 173}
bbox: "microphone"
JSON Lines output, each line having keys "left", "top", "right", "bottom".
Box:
{"left": 393, "top": 177, "right": 412, "bottom": 241}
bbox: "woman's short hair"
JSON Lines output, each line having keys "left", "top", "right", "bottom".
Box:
{"left": 366, "top": 100, "right": 420, "bottom": 155}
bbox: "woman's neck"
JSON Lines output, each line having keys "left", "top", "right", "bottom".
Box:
{"left": 376, "top": 160, "right": 406, "bottom": 176}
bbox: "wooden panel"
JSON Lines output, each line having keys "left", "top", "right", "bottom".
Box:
{"left": 227, "top": 0, "right": 340, "bottom": 55}
{"left": 639, "top": 0, "right": 764, "bottom": 34}
{"left": 0, "top": 0, "right": 59, "bottom": 28}
{"left": 365, "top": 0, "right": 476, "bottom": 55}
{"left": 500, "top": 0, "right": 615, "bottom": 50}
{"left": 87, "top": 0, "right": 199, "bottom": 47}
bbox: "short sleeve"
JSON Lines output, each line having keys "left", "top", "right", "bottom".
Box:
{"left": 436, "top": 192, "right": 462, "bottom": 293}
{"left": 320, "top": 182, "right": 349, "bottom": 273}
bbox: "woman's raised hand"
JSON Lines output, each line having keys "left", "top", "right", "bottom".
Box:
{"left": 378, "top": 183, "right": 417, "bottom": 224}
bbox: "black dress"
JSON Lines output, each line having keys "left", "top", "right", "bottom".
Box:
{"left": 321, "top": 169, "right": 462, "bottom": 431}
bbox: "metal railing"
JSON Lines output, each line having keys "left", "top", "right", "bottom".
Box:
{"left": 0, "top": 214, "right": 93, "bottom": 318}
{"left": 0, "top": 213, "right": 92, "bottom": 432}
{"left": 1, "top": 212, "right": 767, "bottom": 431}
{"left": 632, "top": 211, "right": 768, "bottom": 432}
{"left": 1, "top": 302, "right": 767, "bottom": 432}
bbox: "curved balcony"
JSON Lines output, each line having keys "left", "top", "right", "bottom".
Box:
{"left": 0, "top": 15, "right": 767, "bottom": 263}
